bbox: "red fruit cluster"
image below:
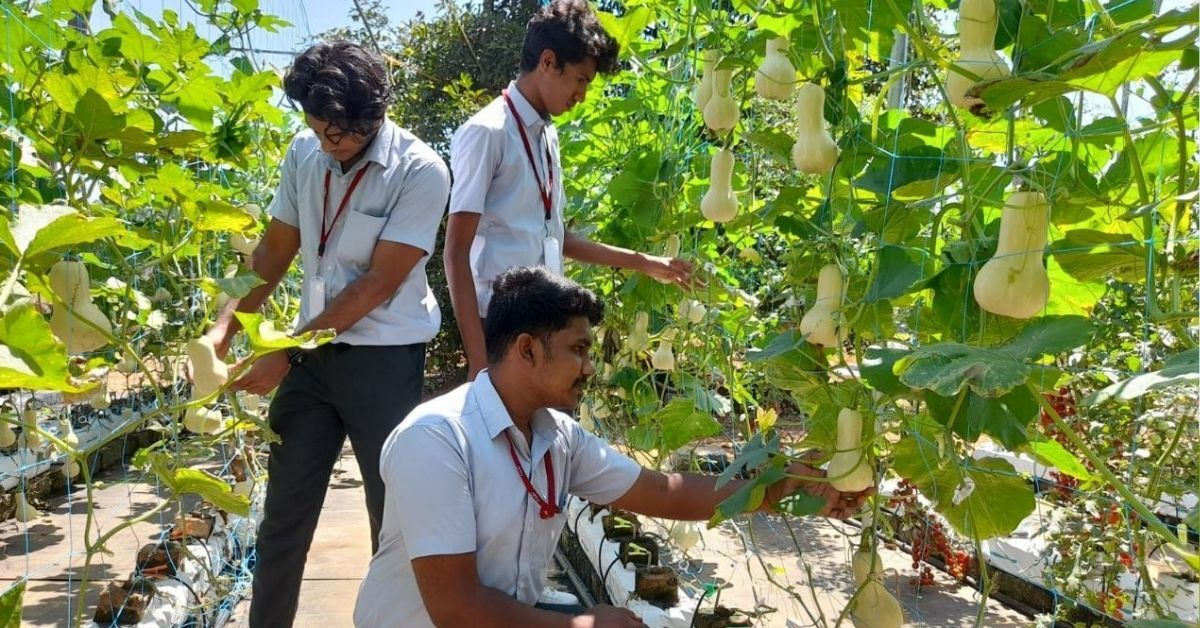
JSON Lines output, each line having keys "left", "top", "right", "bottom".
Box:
{"left": 889, "top": 479, "right": 972, "bottom": 587}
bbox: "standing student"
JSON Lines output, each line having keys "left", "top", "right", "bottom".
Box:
{"left": 205, "top": 42, "right": 450, "bottom": 627}
{"left": 446, "top": 0, "right": 694, "bottom": 380}
{"left": 353, "top": 267, "right": 874, "bottom": 627}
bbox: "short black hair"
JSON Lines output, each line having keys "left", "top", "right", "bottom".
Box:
{"left": 485, "top": 266, "right": 604, "bottom": 364}
{"left": 283, "top": 42, "right": 391, "bottom": 136}
{"left": 520, "top": 0, "right": 620, "bottom": 75}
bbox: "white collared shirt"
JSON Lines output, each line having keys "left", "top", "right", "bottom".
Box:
{"left": 353, "top": 371, "right": 642, "bottom": 627}
{"left": 448, "top": 81, "right": 567, "bottom": 317}
{"left": 268, "top": 119, "right": 450, "bottom": 345}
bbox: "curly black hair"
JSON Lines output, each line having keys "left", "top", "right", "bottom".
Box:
{"left": 484, "top": 266, "right": 604, "bottom": 364}
{"left": 283, "top": 42, "right": 391, "bottom": 136}
{"left": 520, "top": 0, "right": 620, "bottom": 75}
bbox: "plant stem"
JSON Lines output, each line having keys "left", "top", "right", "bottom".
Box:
{"left": 1030, "top": 383, "right": 1198, "bottom": 572}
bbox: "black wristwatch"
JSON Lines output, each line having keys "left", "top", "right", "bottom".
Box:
{"left": 285, "top": 347, "right": 308, "bottom": 366}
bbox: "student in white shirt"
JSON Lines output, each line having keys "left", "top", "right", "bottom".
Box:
{"left": 446, "top": 0, "right": 695, "bottom": 380}
{"left": 353, "top": 267, "right": 872, "bottom": 627}
{"left": 205, "top": 42, "right": 450, "bottom": 627}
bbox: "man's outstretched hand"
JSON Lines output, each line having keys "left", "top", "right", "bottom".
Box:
{"left": 763, "top": 458, "right": 874, "bottom": 519}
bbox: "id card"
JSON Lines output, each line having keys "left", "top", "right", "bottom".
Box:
{"left": 304, "top": 276, "right": 327, "bottom": 319}
{"left": 543, "top": 236, "right": 563, "bottom": 274}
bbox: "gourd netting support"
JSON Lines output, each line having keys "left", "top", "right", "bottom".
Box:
{"left": 574, "top": 0, "right": 1196, "bottom": 625}
{"left": 1, "top": 0, "right": 316, "bottom": 623}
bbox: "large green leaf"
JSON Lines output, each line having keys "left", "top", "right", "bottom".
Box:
{"left": 653, "top": 398, "right": 721, "bottom": 452}
{"left": 0, "top": 304, "right": 87, "bottom": 392}
{"left": 939, "top": 458, "right": 1035, "bottom": 540}
{"left": 72, "top": 89, "right": 126, "bottom": 140}
{"left": 1, "top": 204, "right": 125, "bottom": 259}
{"left": 1023, "top": 438, "right": 1094, "bottom": 482}
{"left": 860, "top": 346, "right": 910, "bottom": 396}
{"left": 894, "top": 438, "right": 1035, "bottom": 539}
{"left": 0, "top": 579, "right": 23, "bottom": 628}
{"left": 865, "top": 245, "right": 928, "bottom": 302}
{"left": 855, "top": 145, "right": 956, "bottom": 197}
{"left": 896, "top": 316, "right": 1091, "bottom": 396}
{"left": 1050, "top": 229, "right": 1146, "bottom": 283}
{"left": 234, "top": 312, "right": 335, "bottom": 355}
{"left": 926, "top": 387, "right": 1038, "bottom": 448}
{"left": 137, "top": 451, "right": 249, "bottom": 516}
{"left": 1086, "top": 350, "right": 1199, "bottom": 405}
{"left": 172, "top": 468, "right": 250, "bottom": 516}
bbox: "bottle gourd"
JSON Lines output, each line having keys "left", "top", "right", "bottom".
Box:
{"left": 627, "top": 312, "right": 650, "bottom": 353}
{"left": 755, "top": 38, "right": 795, "bottom": 100}
{"left": 188, "top": 337, "right": 229, "bottom": 399}
{"left": 799, "top": 264, "right": 842, "bottom": 346}
{"left": 972, "top": 191, "right": 1050, "bottom": 319}
{"left": 946, "top": 0, "right": 1010, "bottom": 111}
{"left": 826, "top": 408, "right": 873, "bottom": 492}
{"left": 651, "top": 342, "right": 676, "bottom": 371}
{"left": 852, "top": 548, "right": 884, "bottom": 584}
{"left": 850, "top": 580, "right": 904, "bottom": 628}
{"left": 791, "top": 83, "right": 839, "bottom": 174}
{"left": 701, "top": 149, "right": 738, "bottom": 223}
{"left": 702, "top": 69, "right": 739, "bottom": 132}
{"left": 48, "top": 260, "right": 113, "bottom": 354}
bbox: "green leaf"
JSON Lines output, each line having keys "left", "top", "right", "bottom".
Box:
{"left": 194, "top": 199, "right": 257, "bottom": 232}
{"left": 926, "top": 387, "right": 1037, "bottom": 448}
{"left": 778, "top": 488, "right": 828, "bottom": 517}
{"left": 72, "top": 90, "right": 126, "bottom": 140}
{"left": 0, "top": 579, "right": 24, "bottom": 628}
{"left": 172, "top": 468, "right": 250, "bottom": 516}
{"left": 596, "top": 6, "right": 652, "bottom": 55}
{"left": 653, "top": 398, "right": 721, "bottom": 452}
{"left": 215, "top": 272, "right": 266, "bottom": 298}
{"left": 865, "top": 245, "right": 928, "bottom": 302}
{"left": 896, "top": 316, "right": 1091, "bottom": 396}
{"left": 710, "top": 465, "right": 785, "bottom": 527}
{"left": 1051, "top": 229, "right": 1146, "bottom": 282}
{"left": 1003, "top": 315, "right": 1092, "bottom": 358}
{"left": 939, "top": 458, "right": 1035, "bottom": 540}
{"left": 746, "top": 128, "right": 795, "bottom": 163}
{"left": 860, "top": 346, "right": 910, "bottom": 396}
{"left": 4, "top": 204, "right": 125, "bottom": 258}
{"left": 855, "top": 145, "right": 956, "bottom": 197}
{"left": 233, "top": 312, "right": 335, "bottom": 355}
{"left": 1023, "top": 438, "right": 1093, "bottom": 482}
{"left": 1086, "top": 350, "right": 1199, "bottom": 405}
{"left": 0, "top": 304, "right": 87, "bottom": 392}
{"left": 718, "top": 432, "right": 779, "bottom": 489}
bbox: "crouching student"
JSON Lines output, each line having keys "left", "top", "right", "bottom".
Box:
{"left": 353, "top": 267, "right": 872, "bottom": 627}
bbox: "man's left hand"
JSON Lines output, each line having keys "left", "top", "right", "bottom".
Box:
{"left": 763, "top": 459, "right": 874, "bottom": 519}
{"left": 231, "top": 350, "right": 290, "bottom": 395}
{"left": 640, "top": 254, "right": 695, "bottom": 288}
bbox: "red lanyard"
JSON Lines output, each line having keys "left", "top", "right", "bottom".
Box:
{"left": 503, "top": 431, "right": 559, "bottom": 519}
{"left": 502, "top": 89, "right": 554, "bottom": 222}
{"left": 318, "top": 164, "right": 371, "bottom": 257}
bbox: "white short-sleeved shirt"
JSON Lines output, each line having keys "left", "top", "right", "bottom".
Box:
{"left": 449, "top": 82, "right": 567, "bottom": 317}
{"left": 268, "top": 120, "right": 450, "bottom": 345}
{"left": 353, "top": 371, "right": 642, "bottom": 627}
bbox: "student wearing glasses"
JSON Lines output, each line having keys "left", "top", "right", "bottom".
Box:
{"left": 205, "top": 42, "right": 449, "bottom": 627}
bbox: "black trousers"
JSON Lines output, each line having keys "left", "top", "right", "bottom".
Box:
{"left": 249, "top": 343, "right": 425, "bottom": 628}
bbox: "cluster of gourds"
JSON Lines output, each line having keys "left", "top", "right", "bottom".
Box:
{"left": 672, "top": 2, "right": 1044, "bottom": 623}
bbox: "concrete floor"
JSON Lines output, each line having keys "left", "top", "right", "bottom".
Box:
{"left": 4, "top": 445, "right": 1035, "bottom": 627}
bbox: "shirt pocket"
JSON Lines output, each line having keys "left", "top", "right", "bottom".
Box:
{"left": 336, "top": 209, "right": 387, "bottom": 269}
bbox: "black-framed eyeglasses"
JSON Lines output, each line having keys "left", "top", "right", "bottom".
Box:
{"left": 323, "top": 119, "right": 383, "bottom": 146}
